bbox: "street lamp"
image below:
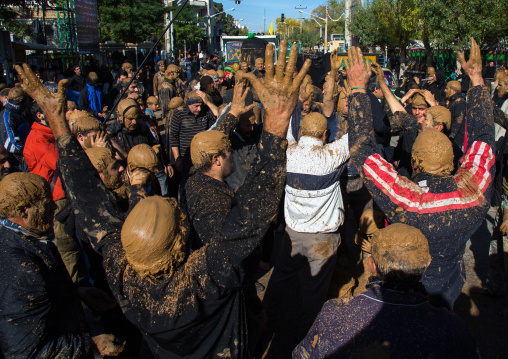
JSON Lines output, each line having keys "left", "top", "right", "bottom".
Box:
{"left": 204, "top": 8, "right": 235, "bottom": 19}
{"left": 299, "top": 8, "right": 344, "bottom": 53}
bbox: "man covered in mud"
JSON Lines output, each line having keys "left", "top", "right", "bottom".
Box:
{"left": 15, "top": 41, "right": 311, "bottom": 358}
{"left": 294, "top": 224, "right": 480, "bottom": 358}
{"left": 262, "top": 109, "right": 350, "bottom": 351}
{"left": 0, "top": 172, "right": 90, "bottom": 357}
{"left": 371, "top": 64, "right": 451, "bottom": 177}
{"left": 343, "top": 38, "right": 495, "bottom": 310}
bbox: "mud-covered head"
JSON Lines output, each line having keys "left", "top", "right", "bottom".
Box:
{"left": 412, "top": 129, "right": 454, "bottom": 175}
{"left": 255, "top": 57, "right": 264, "bottom": 71}
{"left": 0, "top": 144, "right": 11, "bottom": 180}
{"left": 427, "top": 67, "right": 436, "bottom": 77}
{"left": 88, "top": 72, "right": 99, "bottom": 86}
{"left": 157, "top": 60, "right": 165, "bottom": 73}
{"left": 122, "top": 62, "right": 133, "bottom": 73}
{"left": 0, "top": 172, "right": 55, "bottom": 233}
{"left": 86, "top": 147, "right": 124, "bottom": 190}
{"left": 190, "top": 130, "right": 231, "bottom": 172}
{"left": 411, "top": 91, "right": 429, "bottom": 122}
{"left": 371, "top": 223, "right": 431, "bottom": 283}
{"left": 68, "top": 110, "right": 103, "bottom": 148}
{"left": 117, "top": 98, "right": 142, "bottom": 131}
{"left": 127, "top": 144, "right": 159, "bottom": 174}
{"left": 424, "top": 106, "right": 451, "bottom": 132}
{"left": 121, "top": 196, "right": 188, "bottom": 278}
{"left": 216, "top": 70, "right": 225, "bottom": 79}
{"left": 165, "top": 64, "right": 180, "bottom": 81}
{"left": 169, "top": 97, "right": 184, "bottom": 109}
{"left": 497, "top": 75, "right": 508, "bottom": 98}
{"left": 445, "top": 81, "right": 461, "bottom": 98}
{"left": 299, "top": 112, "right": 327, "bottom": 140}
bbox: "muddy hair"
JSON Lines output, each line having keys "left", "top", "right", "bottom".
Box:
{"left": 194, "top": 150, "right": 226, "bottom": 173}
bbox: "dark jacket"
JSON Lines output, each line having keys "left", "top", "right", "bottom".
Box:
{"left": 184, "top": 170, "right": 235, "bottom": 249}
{"left": 68, "top": 74, "right": 85, "bottom": 92}
{"left": 56, "top": 128, "right": 286, "bottom": 358}
{"left": 294, "top": 284, "right": 479, "bottom": 358}
{"left": 346, "top": 85, "right": 495, "bottom": 310}
{"left": 0, "top": 221, "right": 89, "bottom": 358}
{"left": 109, "top": 119, "right": 157, "bottom": 155}
{"left": 447, "top": 92, "right": 467, "bottom": 165}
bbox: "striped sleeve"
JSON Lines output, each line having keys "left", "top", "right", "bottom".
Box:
{"left": 362, "top": 140, "right": 494, "bottom": 214}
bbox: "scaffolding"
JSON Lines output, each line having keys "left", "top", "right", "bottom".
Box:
{"left": 56, "top": 0, "right": 78, "bottom": 67}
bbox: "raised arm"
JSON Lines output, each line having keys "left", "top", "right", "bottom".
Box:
{"left": 323, "top": 50, "right": 342, "bottom": 117}
{"left": 204, "top": 42, "right": 312, "bottom": 280}
{"left": 15, "top": 64, "right": 124, "bottom": 251}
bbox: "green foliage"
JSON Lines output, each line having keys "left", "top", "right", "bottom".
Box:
{"left": 97, "top": 0, "right": 168, "bottom": 43}
{"left": 311, "top": 0, "right": 345, "bottom": 36}
{"left": 348, "top": 0, "right": 418, "bottom": 49}
{"left": 417, "top": 0, "right": 508, "bottom": 49}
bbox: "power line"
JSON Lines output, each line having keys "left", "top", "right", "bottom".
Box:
{"left": 295, "top": 5, "right": 307, "bottom": 33}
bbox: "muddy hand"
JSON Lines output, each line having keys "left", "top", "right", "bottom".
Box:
{"left": 457, "top": 37, "right": 483, "bottom": 86}
{"left": 344, "top": 47, "right": 371, "bottom": 92}
{"left": 229, "top": 80, "right": 256, "bottom": 117}
{"left": 371, "top": 63, "right": 385, "bottom": 86}
{"left": 236, "top": 42, "right": 312, "bottom": 138}
{"left": 15, "top": 64, "right": 70, "bottom": 138}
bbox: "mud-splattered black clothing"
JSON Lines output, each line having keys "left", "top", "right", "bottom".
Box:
{"left": 346, "top": 85, "right": 495, "bottom": 310}
{"left": 57, "top": 128, "right": 287, "bottom": 358}
{"left": 294, "top": 284, "right": 479, "bottom": 358}
{"left": 214, "top": 112, "right": 263, "bottom": 192}
{"left": 389, "top": 110, "right": 419, "bottom": 177}
{"left": 0, "top": 221, "right": 90, "bottom": 358}
{"left": 184, "top": 170, "right": 235, "bottom": 249}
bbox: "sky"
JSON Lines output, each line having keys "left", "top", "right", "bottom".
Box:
{"left": 213, "top": 0, "right": 329, "bottom": 33}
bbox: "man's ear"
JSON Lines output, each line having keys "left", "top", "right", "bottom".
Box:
{"left": 16, "top": 205, "right": 28, "bottom": 220}
{"left": 434, "top": 124, "right": 444, "bottom": 132}
{"left": 368, "top": 256, "right": 378, "bottom": 277}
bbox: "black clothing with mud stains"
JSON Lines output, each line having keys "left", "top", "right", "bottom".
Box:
{"left": 214, "top": 112, "right": 263, "bottom": 192}
{"left": 109, "top": 120, "right": 157, "bottom": 155}
{"left": 184, "top": 170, "right": 235, "bottom": 249}
{"left": 57, "top": 128, "right": 287, "bottom": 358}
{"left": 294, "top": 284, "right": 479, "bottom": 358}
{"left": 346, "top": 85, "right": 495, "bottom": 310}
{"left": 0, "top": 221, "right": 90, "bottom": 358}
{"left": 389, "top": 110, "right": 419, "bottom": 177}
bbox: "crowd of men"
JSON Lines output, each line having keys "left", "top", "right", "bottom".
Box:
{"left": 0, "top": 36, "right": 506, "bottom": 358}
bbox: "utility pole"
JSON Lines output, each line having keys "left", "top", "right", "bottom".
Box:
{"left": 325, "top": 5, "right": 328, "bottom": 51}
{"left": 345, "top": 0, "right": 351, "bottom": 50}
{"left": 295, "top": 5, "right": 306, "bottom": 33}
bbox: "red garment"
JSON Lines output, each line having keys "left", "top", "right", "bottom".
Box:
{"left": 23, "top": 122, "right": 65, "bottom": 201}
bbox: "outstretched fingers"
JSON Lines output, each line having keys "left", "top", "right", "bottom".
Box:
{"left": 237, "top": 71, "right": 263, "bottom": 96}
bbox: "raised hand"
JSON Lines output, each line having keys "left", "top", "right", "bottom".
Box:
{"left": 15, "top": 64, "right": 70, "bottom": 138}
{"left": 91, "top": 130, "right": 108, "bottom": 148}
{"left": 370, "top": 63, "right": 385, "bottom": 86}
{"left": 457, "top": 37, "right": 483, "bottom": 86}
{"left": 344, "top": 47, "right": 371, "bottom": 93}
{"left": 229, "top": 80, "right": 256, "bottom": 117}
{"left": 330, "top": 49, "right": 344, "bottom": 74}
{"left": 236, "top": 42, "right": 312, "bottom": 138}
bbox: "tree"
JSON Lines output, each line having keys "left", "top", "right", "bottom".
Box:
{"left": 417, "top": 0, "right": 508, "bottom": 50}
{"left": 97, "top": 0, "right": 168, "bottom": 43}
{"left": 169, "top": 4, "right": 206, "bottom": 49}
{"left": 311, "top": 0, "right": 345, "bottom": 37}
{"left": 348, "top": 0, "right": 419, "bottom": 59}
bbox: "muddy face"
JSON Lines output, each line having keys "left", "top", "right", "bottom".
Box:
{"left": 497, "top": 78, "right": 508, "bottom": 98}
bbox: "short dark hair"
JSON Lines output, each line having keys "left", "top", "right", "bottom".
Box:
{"left": 367, "top": 79, "right": 380, "bottom": 93}
{"left": 30, "top": 101, "right": 44, "bottom": 120}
